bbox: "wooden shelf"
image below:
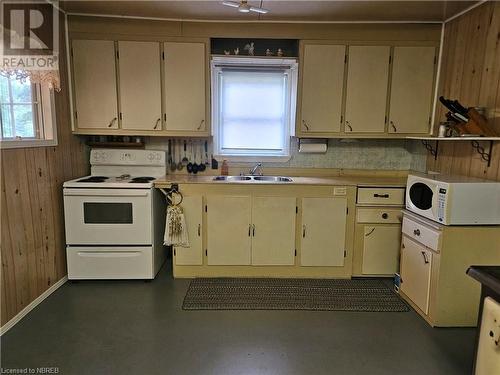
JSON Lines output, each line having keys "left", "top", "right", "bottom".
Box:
{"left": 407, "top": 136, "right": 500, "bottom": 141}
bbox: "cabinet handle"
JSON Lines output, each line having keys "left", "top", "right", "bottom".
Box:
{"left": 381, "top": 213, "right": 389, "bottom": 219}
{"left": 374, "top": 194, "right": 389, "bottom": 198}
{"left": 198, "top": 224, "right": 201, "bottom": 237}
{"left": 421, "top": 251, "right": 429, "bottom": 264}
{"left": 248, "top": 224, "right": 251, "bottom": 237}
{"left": 390, "top": 121, "right": 397, "bottom": 132}
{"left": 197, "top": 120, "right": 205, "bottom": 130}
{"left": 413, "top": 229, "right": 421, "bottom": 236}
{"left": 365, "top": 228, "right": 376, "bottom": 237}
{"left": 108, "top": 117, "right": 117, "bottom": 128}
{"left": 154, "top": 118, "right": 161, "bottom": 130}
{"left": 302, "top": 225, "right": 306, "bottom": 238}
{"left": 345, "top": 121, "right": 352, "bottom": 131}
{"left": 252, "top": 224, "right": 255, "bottom": 237}
{"left": 302, "top": 120, "right": 310, "bottom": 131}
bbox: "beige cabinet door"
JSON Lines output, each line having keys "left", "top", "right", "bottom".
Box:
{"left": 72, "top": 40, "right": 118, "bottom": 129}
{"left": 388, "top": 46, "right": 436, "bottom": 134}
{"left": 175, "top": 196, "right": 203, "bottom": 266}
{"left": 362, "top": 225, "right": 401, "bottom": 275}
{"left": 118, "top": 41, "right": 162, "bottom": 131}
{"left": 301, "top": 197, "right": 347, "bottom": 266}
{"left": 400, "top": 235, "right": 432, "bottom": 314}
{"left": 207, "top": 195, "right": 251, "bottom": 265}
{"left": 251, "top": 197, "right": 296, "bottom": 266}
{"left": 344, "top": 46, "right": 390, "bottom": 133}
{"left": 300, "top": 44, "right": 346, "bottom": 133}
{"left": 163, "top": 42, "right": 206, "bottom": 132}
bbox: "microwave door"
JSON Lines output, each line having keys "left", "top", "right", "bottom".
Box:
{"left": 64, "top": 189, "right": 152, "bottom": 245}
{"left": 408, "top": 182, "right": 434, "bottom": 214}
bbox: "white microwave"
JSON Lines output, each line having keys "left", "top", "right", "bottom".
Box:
{"left": 406, "top": 173, "right": 500, "bottom": 225}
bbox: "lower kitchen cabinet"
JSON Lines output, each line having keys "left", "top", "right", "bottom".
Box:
{"left": 251, "top": 196, "right": 296, "bottom": 266}
{"left": 400, "top": 235, "right": 433, "bottom": 314}
{"left": 207, "top": 195, "right": 252, "bottom": 265}
{"left": 301, "top": 197, "right": 347, "bottom": 267}
{"left": 174, "top": 195, "right": 203, "bottom": 266}
{"left": 361, "top": 226, "right": 401, "bottom": 275}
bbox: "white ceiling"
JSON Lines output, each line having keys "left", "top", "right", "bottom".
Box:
{"left": 61, "top": 1, "right": 479, "bottom": 22}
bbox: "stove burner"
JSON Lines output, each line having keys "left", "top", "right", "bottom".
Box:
{"left": 77, "top": 176, "right": 109, "bottom": 183}
{"left": 130, "top": 176, "right": 156, "bottom": 183}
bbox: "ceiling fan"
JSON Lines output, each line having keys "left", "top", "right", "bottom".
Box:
{"left": 222, "top": 0, "right": 269, "bottom": 14}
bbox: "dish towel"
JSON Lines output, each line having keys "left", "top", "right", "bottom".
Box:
{"left": 164, "top": 205, "right": 190, "bottom": 247}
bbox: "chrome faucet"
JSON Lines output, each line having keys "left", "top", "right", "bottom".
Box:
{"left": 249, "top": 162, "right": 263, "bottom": 176}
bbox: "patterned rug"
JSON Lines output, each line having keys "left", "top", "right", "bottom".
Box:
{"left": 182, "top": 278, "right": 409, "bottom": 312}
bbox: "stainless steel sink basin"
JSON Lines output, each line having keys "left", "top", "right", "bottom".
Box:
{"left": 212, "top": 175, "right": 293, "bottom": 183}
{"left": 253, "top": 176, "right": 293, "bottom": 182}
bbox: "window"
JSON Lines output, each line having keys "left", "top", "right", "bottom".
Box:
{"left": 212, "top": 57, "right": 298, "bottom": 161}
{"left": 0, "top": 74, "right": 57, "bottom": 148}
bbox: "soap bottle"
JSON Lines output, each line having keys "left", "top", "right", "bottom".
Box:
{"left": 221, "top": 160, "right": 229, "bottom": 176}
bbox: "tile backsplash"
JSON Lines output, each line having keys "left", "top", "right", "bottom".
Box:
{"left": 146, "top": 137, "right": 427, "bottom": 172}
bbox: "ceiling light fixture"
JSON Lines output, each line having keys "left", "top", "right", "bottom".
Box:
{"left": 222, "top": 1, "right": 269, "bottom": 14}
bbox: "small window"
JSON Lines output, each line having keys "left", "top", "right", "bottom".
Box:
{"left": 0, "top": 74, "right": 57, "bottom": 148}
{"left": 211, "top": 57, "right": 298, "bottom": 161}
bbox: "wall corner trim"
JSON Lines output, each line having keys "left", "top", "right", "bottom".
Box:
{"left": 0, "top": 276, "right": 68, "bottom": 336}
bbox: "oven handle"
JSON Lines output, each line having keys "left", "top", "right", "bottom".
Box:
{"left": 77, "top": 251, "right": 142, "bottom": 257}
{"left": 64, "top": 189, "right": 150, "bottom": 197}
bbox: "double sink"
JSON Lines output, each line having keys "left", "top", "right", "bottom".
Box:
{"left": 213, "top": 175, "right": 293, "bottom": 183}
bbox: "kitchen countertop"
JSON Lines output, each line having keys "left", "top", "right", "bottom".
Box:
{"left": 154, "top": 175, "right": 407, "bottom": 187}
{"left": 467, "top": 266, "right": 500, "bottom": 295}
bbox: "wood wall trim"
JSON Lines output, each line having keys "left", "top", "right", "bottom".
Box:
{"left": 428, "top": 1, "right": 500, "bottom": 181}
{"left": 0, "top": 13, "right": 89, "bottom": 326}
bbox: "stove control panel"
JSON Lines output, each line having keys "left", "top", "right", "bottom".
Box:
{"left": 90, "top": 149, "right": 166, "bottom": 166}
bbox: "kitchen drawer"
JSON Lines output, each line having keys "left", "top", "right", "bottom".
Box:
{"left": 402, "top": 216, "right": 441, "bottom": 251}
{"left": 357, "top": 187, "right": 405, "bottom": 206}
{"left": 356, "top": 208, "right": 402, "bottom": 224}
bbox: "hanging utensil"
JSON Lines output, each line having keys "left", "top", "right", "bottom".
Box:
{"left": 204, "top": 140, "right": 210, "bottom": 167}
{"left": 187, "top": 140, "right": 194, "bottom": 173}
{"left": 199, "top": 141, "right": 206, "bottom": 172}
{"left": 177, "top": 139, "right": 184, "bottom": 171}
{"left": 192, "top": 141, "right": 199, "bottom": 174}
{"left": 170, "top": 139, "right": 177, "bottom": 172}
{"left": 182, "top": 140, "right": 189, "bottom": 166}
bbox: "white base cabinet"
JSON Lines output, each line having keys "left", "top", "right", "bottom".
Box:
{"left": 174, "top": 196, "right": 203, "bottom": 266}
{"left": 362, "top": 226, "right": 401, "bottom": 275}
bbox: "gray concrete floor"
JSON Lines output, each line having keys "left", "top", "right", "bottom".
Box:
{"left": 1, "top": 260, "right": 476, "bottom": 375}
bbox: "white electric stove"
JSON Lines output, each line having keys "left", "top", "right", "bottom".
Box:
{"left": 63, "top": 149, "right": 167, "bottom": 280}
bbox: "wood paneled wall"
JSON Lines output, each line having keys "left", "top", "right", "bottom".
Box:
{"left": 1, "top": 15, "right": 89, "bottom": 326}
{"left": 428, "top": 1, "right": 500, "bottom": 180}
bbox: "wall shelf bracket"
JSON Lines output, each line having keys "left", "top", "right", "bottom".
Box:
{"left": 421, "top": 139, "right": 439, "bottom": 160}
{"left": 470, "top": 140, "right": 493, "bottom": 167}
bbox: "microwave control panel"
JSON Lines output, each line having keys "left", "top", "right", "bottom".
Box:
{"left": 437, "top": 186, "right": 447, "bottom": 222}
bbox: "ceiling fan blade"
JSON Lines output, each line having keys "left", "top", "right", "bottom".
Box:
{"left": 222, "top": 1, "right": 240, "bottom": 8}
{"left": 250, "top": 6, "right": 269, "bottom": 14}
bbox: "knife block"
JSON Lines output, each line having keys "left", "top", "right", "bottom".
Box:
{"left": 463, "top": 108, "right": 499, "bottom": 137}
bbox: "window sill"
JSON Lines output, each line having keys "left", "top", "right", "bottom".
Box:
{"left": 214, "top": 155, "right": 291, "bottom": 163}
{"left": 0, "top": 138, "right": 58, "bottom": 149}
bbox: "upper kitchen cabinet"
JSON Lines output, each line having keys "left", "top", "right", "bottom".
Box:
{"left": 344, "top": 46, "right": 390, "bottom": 134}
{"left": 118, "top": 41, "right": 162, "bottom": 131}
{"left": 298, "top": 43, "right": 346, "bottom": 136}
{"left": 388, "top": 46, "right": 436, "bottom": 134}
{"left": 163, "top": 42, "right": 208, "bottom": 135}
{"left": 72, "top": 40, "right": 119, "bottom": 130}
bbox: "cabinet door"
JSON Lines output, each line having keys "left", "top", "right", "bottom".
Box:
{"left": 175, "top": 196, "right": 203, "bottom": 266}
{"left": 251, "top": 197, "right": 296, "bottom": 266}
{"left": 400, "top": 236, "right": 432, "bottom": 314}
{"left": 301, "top": 197, "right": 347, "bottom": 266}
{"left": 72, "top": 40, "right": 118, "bottom": 129}
{"left": 362, "top": 225, "right": 401, "bottom": 275}
{"left": 207, "top": 196, "right": 251, "bottom": 265}
{"left": 344, "top": 46, "right": 390, "bottom": 133}
{"left": 300, "top": 44, "right": 346, "bottom": 133}
{"left": 163, "top": 42, "right": 206, "bottom": 132}
{"left": 118, "top": 41, "right": 162, "bottom": 131}
{"left": 388, "top": 46, "right": 436, "bottom": 134}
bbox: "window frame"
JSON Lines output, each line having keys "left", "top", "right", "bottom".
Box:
{"left": 211, "top": 57, "right": 298, "bottom": 162}
{"left": 0, "top": 77, "right": 58, "bottom": 149}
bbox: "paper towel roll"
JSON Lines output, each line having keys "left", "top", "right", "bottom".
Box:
{"left": 298, "top": 142, "right": 327, "bottom": 153}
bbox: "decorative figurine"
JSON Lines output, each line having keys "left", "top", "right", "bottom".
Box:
{"left": 224, "top": 50, "right": 231, "bottom": 55}
{"left": 233, "top": 47, "right": 240, "bottom": 55}
{"left": 276, "top": 48, "right": 284, "bottom": 57}
{"left": 244, "top": 42, "right": 255, "bottom": 56}
{"left": 265, "top": 49, "right": 273, "bottom": 56}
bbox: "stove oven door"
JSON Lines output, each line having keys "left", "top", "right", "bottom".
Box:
{"left": 63, "top": 188, "right": 152, "bottom": 245}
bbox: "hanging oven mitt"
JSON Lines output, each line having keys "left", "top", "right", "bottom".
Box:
{"left": 164, "top": 204, "right": 190, "bottom": 247}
